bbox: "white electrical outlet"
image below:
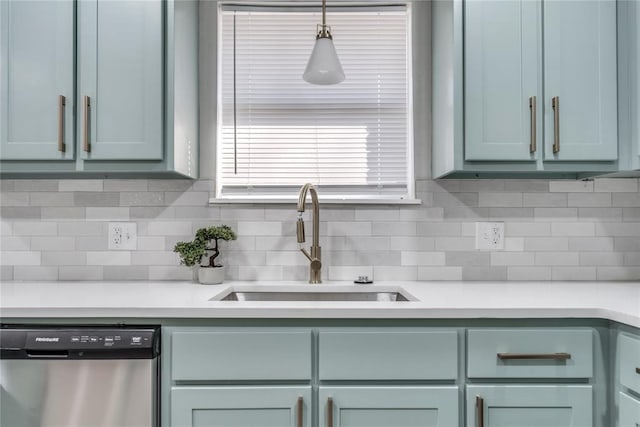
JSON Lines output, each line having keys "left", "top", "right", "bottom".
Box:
{"left": 475, "top": 222, "right": 504, "bottom": 250}
{"left": 108, "top": 222, "right": 137, "bottom": 250}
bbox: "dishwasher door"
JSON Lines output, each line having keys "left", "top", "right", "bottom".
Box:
{"left": 1, "top": 358, "right": 157, "bottom": 427}
{"left": 0, "top": 325, "right": 160, "bottom": 427}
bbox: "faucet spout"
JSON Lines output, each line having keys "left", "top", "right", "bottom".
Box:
{"left": 297, "top": 183, "right": 322, "bottom": 284}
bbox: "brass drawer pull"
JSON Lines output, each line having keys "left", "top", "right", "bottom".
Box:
{"left": 529, "top": 96, "right": 536, "bottom": 153}
{"left": 297, "top": 397, "right": 303, "bottom": 427}
{"left": 498, "top": 352, "right": 571, "bottom": 361}
{"left": 476, "top": 395, "right": 484, "bottom": 427}
{"left": 327, "top": 397, "right": 333, "bottom": 427}
{"left": 552, "top": 96, "right": 560, "bottom": 153}
{"left": 83, "top": 95, "right": 91, "bottom": 153}
{"left": 57, "top": 95, "right": 66, "bottom": 152}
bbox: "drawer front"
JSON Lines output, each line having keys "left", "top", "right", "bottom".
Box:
{"left": 619, "top": 392, "right": 640, "bottom": 427}
{"left": 467, "top": 328, "right": 593, "bottom": 378}
{"left": 619, "top": 333, "right": 640, "bottom": 395}
{"left": 171, "top": 330, "right": 312, "bottom": 381}
{"left": 319, "top": 330, "right": 458, "bottom": 380}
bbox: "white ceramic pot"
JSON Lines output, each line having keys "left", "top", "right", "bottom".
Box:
{"left": 198, "top": 266, "right": 225, "bottom": 285}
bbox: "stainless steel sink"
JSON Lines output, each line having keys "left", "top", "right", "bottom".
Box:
{"left": 210, "top": 287, "right": 416, "bottom": 302}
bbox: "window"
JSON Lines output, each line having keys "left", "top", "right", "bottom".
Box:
{"left": 217, "top": 4, "right": 413, "bottom": 201}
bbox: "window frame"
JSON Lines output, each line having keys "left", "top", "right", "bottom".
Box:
{"left": 211, "top": 1, "right": 419, "bottom": 205}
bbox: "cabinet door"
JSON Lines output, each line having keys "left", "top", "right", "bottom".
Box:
{"left": 78, "top": 0, "right": 162, "bottom": 161}
{"left": 0, "top": 0, "right": 74, "bottom": 160}
{"left": 171, "top": 386, "right": 311, "bottom": 427}
{"left": 319, "top": 386, "right": 458, "bottom": 427}
{"left": 543, "top": 0, "right": 617, "bottom": 161}
{"left": 467, "top": 385, "right": 592, "bottom": 427}
{"left": 464, "top": 0, "right": 540, "bottom": 161}
{"left": 619, "top": 392, "right": 640, "bottom": 427}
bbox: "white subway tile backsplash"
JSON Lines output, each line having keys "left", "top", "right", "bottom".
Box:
{"left": 551, "top": 266, "right": 596, "bottom": 281}
{"left": 536, "top": 252, "right": 580, "bottom": 266}
{"left": 507, "top": 266, "right": 552, "bottom": 281}
{"left": 524, "top": 237, "right": 569, "bottom": 251}
{"left": 86, "top": 207, "right": 129, "bottom": 221}
{"left": 87, "top": 251, "right": 131, "bottom": 266}
{"left": 42, "top": 251, "right": 86, "bottom": 266}
{"left": 418, "top": 266, "right": 462, "bottom": 281}
{"left": 597, "top": 267, "right": 640, "bottom": 281}
{"left": 13, "top": 222, "right": 58, "bottom": 236}
{"left": 238, "top": 221, "right": 282, "bottom": 236}
{"left": 59, "top": 266, "right": 103, "bottom": 280}
{"left": 13, "top": 266, "right": 58, "bottom": 280}
{"left": 401, "top": 251, "right": 445, "bottom": 266}
{"left": 568, "top": 193, "right": 612, "bottom": 207}
{"left": 1, "top": 251, "right": 41, "bottom": 265}
{"left": 549, "top": 180, "right": 593, "bottom": 192}
{"left": 491, "top": 252, "right": 535, "bottom": 266}
{"left": 373, "top": 266, "right": 418, "bottom": 281}
{"left": 58, "top": 222, "right": 103, "bottom": 236}
{"left": 42, "top": 207, "right": 85, "bottom": 220}
{"left": 31, "top": 237, "right": 75, "bottom": 251}
{"left": 594, "top": 178, "right": 638, "bottom": 193}
{"left": 551, "top": 222, "right": 595, "bottom": 237}
{"left": 1, "top": 177, "right": 639, "bottom": 281}
{"left": 59, "top": 179, "right": 103, "bottom": 192}
{"left": 1, "top": 192, "right": 29, "bottom": 207}
{"left": 478, "top": 192, "right": 523, "bottom": 207}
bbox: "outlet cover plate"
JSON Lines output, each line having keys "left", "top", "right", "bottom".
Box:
{"left": 475, "top": 222, "right": 504, "bottom": 250}
{"left": 108, "top": 222, "right": 137, "bottom": 250}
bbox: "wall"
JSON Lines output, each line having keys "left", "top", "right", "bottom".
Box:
{"left": 1, "top": 177, "right": 639, "bottom": 282}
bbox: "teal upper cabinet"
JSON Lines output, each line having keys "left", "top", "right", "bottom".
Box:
{"left": 78, "top": 0, "right": 163, "bottom": 161}
{"left": 543, "top": 0, "right": 617, "bottom": 161}
{"left": 0, "top": 0, "right": 198, "bottom": 178}
{"left": 0, "top": 0, "right": 75, "bottom": 161}
{"left": 618, "top": 0, "right": 640, "bottom": 172}
{"left": 432, "top": 0, "right": 619, "bottom": 178}
{"left": 464, "top": 0, "right": 541, "bottom": 161}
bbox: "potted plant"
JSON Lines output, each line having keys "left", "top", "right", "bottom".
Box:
{"left": 173, "top": 225, "right": 237, "bottom": 284}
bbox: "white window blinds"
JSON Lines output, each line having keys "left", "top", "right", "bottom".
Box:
{"left": 217, "top": 5, "right": 412, "bottom": 200}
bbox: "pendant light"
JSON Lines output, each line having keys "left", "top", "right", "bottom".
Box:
{"left": 303, "top": 0, "right": 345, "bottom": 85}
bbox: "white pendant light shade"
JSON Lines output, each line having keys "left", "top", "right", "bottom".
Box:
{"left": 303, "top": 37, "right": 345, "bottom": 85}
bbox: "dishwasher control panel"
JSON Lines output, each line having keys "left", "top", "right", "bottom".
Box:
{"left": 0, "top": 325, "right": 160, "bottom": 359}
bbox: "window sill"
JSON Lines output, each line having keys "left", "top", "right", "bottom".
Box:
{"left": 208, "top": 197, "right": 423, "bottom": 206}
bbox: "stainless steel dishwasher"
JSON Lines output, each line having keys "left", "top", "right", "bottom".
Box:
{"left": 0, "top": 325, "right": 160, "bottom": 427}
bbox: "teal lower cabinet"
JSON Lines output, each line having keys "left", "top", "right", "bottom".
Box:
{"left": 616, "top": 330, "right": 640, "bottom": 426}
{"left": 467, "top": 385, "right": 593, "bottom": 427}
{"left": 171, "top": 386, "right": 312, "bottom": 427}
{"left": 619, "top": 392, "right": 640, "bottom": 427}
{"left": 319, "top": 386, "right": 459, "bottom": 427}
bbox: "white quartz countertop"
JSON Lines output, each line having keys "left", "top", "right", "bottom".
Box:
{"left": 1, "top": 281, "right": 639, "bottom": 327}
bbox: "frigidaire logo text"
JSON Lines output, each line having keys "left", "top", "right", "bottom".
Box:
{"left": 35, "top": 337, "right": 59, "bottom": 342}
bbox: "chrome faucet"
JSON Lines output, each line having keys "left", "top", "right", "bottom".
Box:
{"left": 296, "top": 183, "right": 322, "bottom": 284}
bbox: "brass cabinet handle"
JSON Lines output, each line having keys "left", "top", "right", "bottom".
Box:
{"left": 297, "top": 397, "right": 303, "bottom": 427}
{"left": 327, "top": 397, "right": 333, "bottom": 427}
{"left": 476, "top": 396, "right": 484, "bottom": 427}
{"left": 552, "top": 96, "right": 560, "bottom": 153}
{"left": 529, "top": 96, "right": 536, "bottom": 153}
{"left": 83, "top": 95, "right": 91, "bottom": 153}
{"left": 497, "top": 352, "right": 571, "bottom": 361}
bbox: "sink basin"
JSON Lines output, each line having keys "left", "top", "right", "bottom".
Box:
{"left": 210, "top": 286, "right": 416, "bottom": 302}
